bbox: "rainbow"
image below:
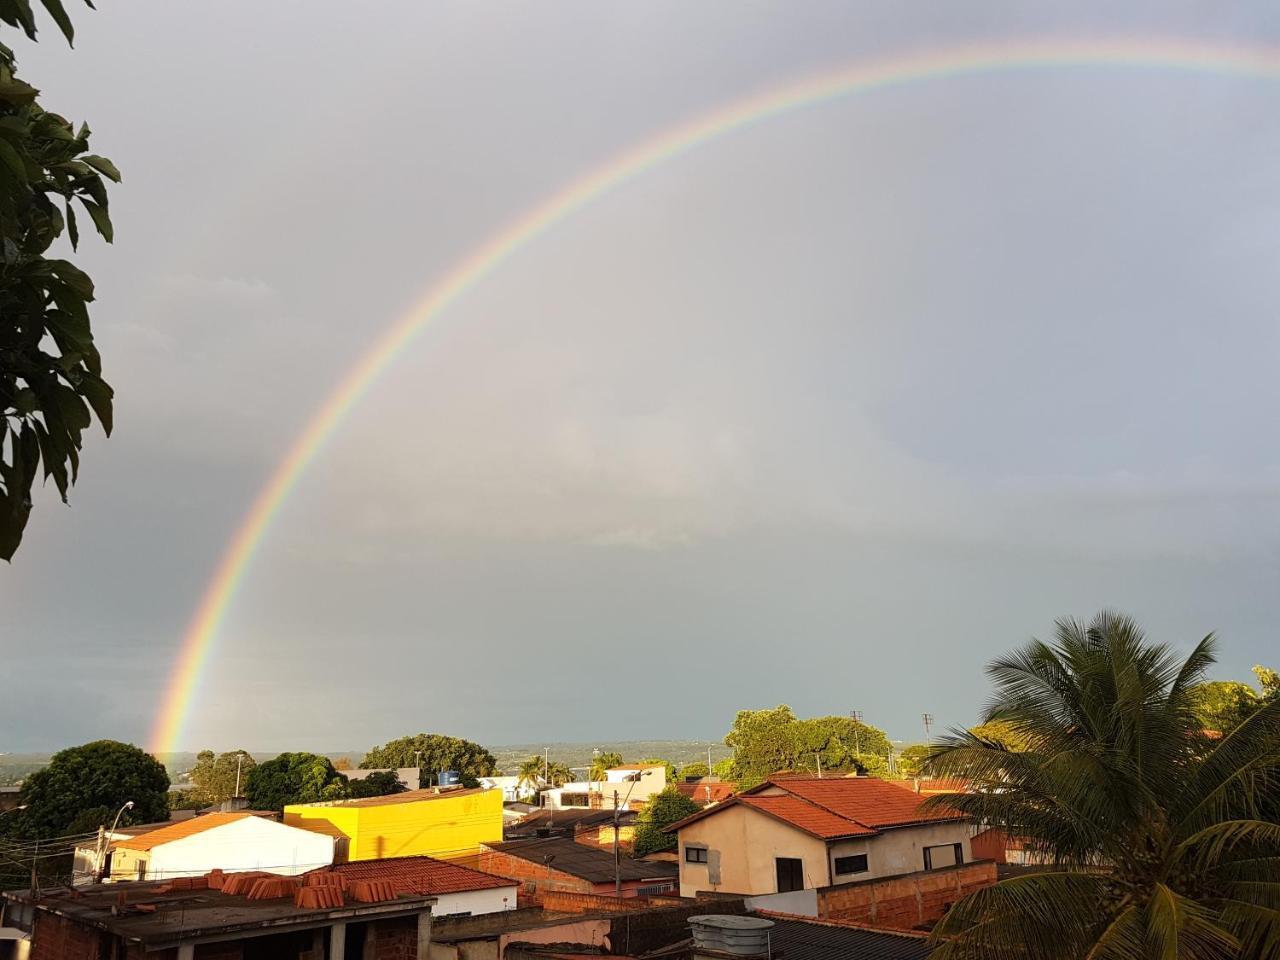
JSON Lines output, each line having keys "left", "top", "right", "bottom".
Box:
{"left": 148, "top": 37, "right": 1280, "bottom": 755}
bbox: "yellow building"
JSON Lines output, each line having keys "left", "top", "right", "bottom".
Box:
{"left": 284, "top": 787, "right": 502, "bottom": 862}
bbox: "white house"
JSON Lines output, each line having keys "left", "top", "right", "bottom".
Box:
{"left": 106, "top": 812, "right": 334, "bottom": 882}
{"left": 320, "top": 856, "right": 517, "bottom": 918}
{"left": 541, "top": 763, "right": 668, "bottom": 811}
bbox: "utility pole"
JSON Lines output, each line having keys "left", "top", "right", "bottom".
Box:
{"left": 234, "top": 753, "right": 244, "bottom": 797}
{"left": 613, "top": 790, "right": 621, "bottom": 897}
{"left": 815, "top": 753, "right": 823, "bottom": 778}
{"left": 850, "top": 710, "right": 863, "bottom": 758}
{"left": 922, "top": 713, "right": 934, "bottom": 747}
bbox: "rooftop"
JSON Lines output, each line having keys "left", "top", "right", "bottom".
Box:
{"left": 483, "top": 837, "right": 679, "bottom": 884}
{"left": 112, "top": 812, "right": 267, "bottom": 851}
{"left": 506, "top": 809, "right": 637, "bottom": 835}
{"left": 665, "top": 777, "right": 966, "bottom": 840}
{"left": 753, "top": 913, "right": 931, "bottom": 960}
{"left": 316, "top": 856, "right": 515, "bottom": 896}
{"left": 289, "top": 786, "right": 484, "bottom": 809}
{"left": 674, "top": 781, "right": 736, "bottom": 806}
{"left": 2, "top": 877, "right": 435, "bottom": 949}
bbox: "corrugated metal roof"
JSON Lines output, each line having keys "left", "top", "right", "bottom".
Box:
{"left": 758, "top": 915, "right": 932, "bottom": 960}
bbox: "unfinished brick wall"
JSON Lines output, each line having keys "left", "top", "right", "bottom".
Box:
{"left": 475, "top": 850, "right": 590, "bottom": 904}
{"left": 538, "top": 891, "right": 651, "bottom": 914}
{"left": 817, "top": 861, "right": 997, "bottom": 930}
{"left": 365, "top": 916, "right": 420, "bottom": 960}
{"left": 30, "top": 911, "right": 108, "bottom": 959}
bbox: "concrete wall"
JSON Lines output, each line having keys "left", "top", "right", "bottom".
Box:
{"left": 827, "top": 821, "right": 972, "bottom": 882}
{"left": 286, "top": 790, "right": 503, "bottom": 862}
{"left": 117, "top": 816, "right": 335, "bottom": 881}
{"left": 676, "top": 804, "right": 828, "bottom": 897}
{"left": 432, "top": 886, "right": 517, "bottom": 919}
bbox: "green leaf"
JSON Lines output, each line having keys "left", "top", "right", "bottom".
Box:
{"left": 0, "top": 135, "right": 26, "bottom": 180}
{"left": 38, "top": 0, "right": 75, "bottom": 45}
{"left": 77, "top": 195, "right": 111, "bottom": 242}
{"left": 64, "top": 199, "right": 77, "bottom": 249}
{"left": 47, "top": 257, "right": 94, "bottom": 298}
{"left": 80, "top": 154, "right": 119, "bottom": 182}
{"left": 11, "top": 387, "right": 36, "bottom": 414}
{"left": 78, "top": 371, "right": 112, "bottom": 435}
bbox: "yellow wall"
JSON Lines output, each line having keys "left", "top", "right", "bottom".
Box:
{"left": 285, "top": 789, "right": 503, "bottom": 862}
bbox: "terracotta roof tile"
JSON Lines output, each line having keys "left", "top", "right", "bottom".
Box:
{"left": 112, "top": 813, "right": 261, "bottom": 851}
{"left": 316, "top": 856, "right": 514, "bottom": 896}
{"left": 740, "top": 796, "right": 877, "bottom": 839}
{"left": 777, "top": 777, "right": 965, "bottom": 829}
{"left": 675, "top": 781, "right": 737, "bottom": 805}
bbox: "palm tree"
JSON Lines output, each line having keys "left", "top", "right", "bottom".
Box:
{"left": 927, "top": 612, "right": 1280, "bottom": 960}
{"left": 517, "top": 755, "right": 574, "bottom": 794}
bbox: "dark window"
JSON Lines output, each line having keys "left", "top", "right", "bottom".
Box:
{"left": 833, "top": 854, "right": 868, "bottom": 875}
{"left": 775, "top": 857, "right": 804, "bottom": 893}
{"left": 685, "top": 846, "right": 709, "bottom": 864}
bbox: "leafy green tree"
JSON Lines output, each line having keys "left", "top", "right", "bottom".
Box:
{"left": 633, "top": 787, "right": 702, "bottom": 857}
{"left": 517, "top": 755, "right": 572, "bottom": 794}
{"left": 244, "top": 752, "right": 348, "bottom": 812}
{"left": 186, "top": 749, "right": 255, "bottom": 805}
{"left": 678, "top": 761, "right": 709, "bottom": 781}
{"left": 348, "top": 770, "right": 407, "bottom": 799}
{"left": 1188, "top": 680, "right": 1261, "bottom": 735}
{"left": 896, "top": 744, "right": 931, "bottom": 778}
{"left": 711, "top": 757, "right": 735, "bottom": 780}
{"left": 360, "top": 734, "right": 497, "bottom": 787}
{"left": 927, "top": 612, "right": 1280, "bottom": 960}
{"left": 15, "top": 740, "right": 168, "bottom": 837}
{"left": 0, "top": 0, "right": 118, "bottom": 560}
{"left": 724, "top": 707, "right": 892, "bottom": 788}
{"left": 589, "top": 751, "right": 623, "bottom": 781}
{"left": 167, "top": 789, "right": 202, "bottom": 812}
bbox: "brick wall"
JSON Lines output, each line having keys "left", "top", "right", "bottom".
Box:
{"left": 539, "top": 891, "right": 652, "bottom": 914}
{"left": 817, "top": 861, "right": 997, "bottom": 930}
{"left": 475, "top": 849, "right": 591, "bottom": 904}
{"left": 30, "top": 911, "right": 107, "bottom": 960}
{"left": 367, "top": 916, "right": 421, "bottom": 960}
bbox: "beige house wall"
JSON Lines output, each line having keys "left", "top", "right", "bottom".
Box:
{"left": 828, "top": 821, "right": 972, "bottom": 881}
{"left": 676, "top": 804, "right": 828, "bottom": 898}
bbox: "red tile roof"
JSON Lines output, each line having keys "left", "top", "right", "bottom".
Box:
{"left": 777, "top": 778, "right": 963, "bottom": 830}
{"left": 741, "top": 795, "right": 876, "bottom": 840}
{"left": 113, "top": 813, "right": 263, "bottom": 851}
{"left": 316, "top": 856, "right": 514, "bottom": 896}
{"left": 675, "top": 781, "right": 737, "bottom": 805}
{"left": 664, "top": 777, "right": 967, "bottom": 840}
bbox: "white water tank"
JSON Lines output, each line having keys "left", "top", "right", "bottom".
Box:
{"left": 689, "top": 915, "right": 774, "bottom": 957}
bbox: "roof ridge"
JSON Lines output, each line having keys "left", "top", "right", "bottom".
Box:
{"left": 768, "top": 780, "right": 876, "bottom": 832}
{"left": 752, "top": 909, "right": 932, "bottom": 940}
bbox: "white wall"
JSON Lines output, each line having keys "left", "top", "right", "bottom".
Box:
{"left": 432, "top": 885, "right": 518, "bottom": 918}
{"left": 145, "top": 816, "right": 335, "bottom": 880}
{"left": 827, "top": 821, "right": 973, "bottom": 881}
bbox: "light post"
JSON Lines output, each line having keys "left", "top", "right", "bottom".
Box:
{"left": 96, "top": 800, "right": 134, "bottom": 882}
{"left": 0, "top": 804, "right": 27, "bottom": 817}
{"left": 850, "top": 710, "right": 863, "bottom": 758}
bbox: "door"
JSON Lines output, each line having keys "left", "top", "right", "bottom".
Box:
{"left": 775, "top": 857, "right": 804, "bottom": 893}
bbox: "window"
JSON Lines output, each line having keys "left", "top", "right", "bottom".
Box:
{"left": 560, "top": 792, "right": 590, "bottom": 808}
{"left": 775, "top": 857, "right": 804, "bottom": 893}
{"left": 685, "top": 846, "right": 709, "bottom": 864}
{"left": 923, "top": 843, "right": 963, "bottom": 871}
{"left": 833, "top": 854, "right": 868, "bottom": 875}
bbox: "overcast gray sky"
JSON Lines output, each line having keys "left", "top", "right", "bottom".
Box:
{"left": 3, "top": 1, "right": 1280, "bottom": 753}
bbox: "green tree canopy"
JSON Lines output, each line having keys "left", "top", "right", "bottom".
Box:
{"left": 517, "top": 755, "right": 572, "bottom": 793}
{"left": 244, "top": 752, "right": 348, "bottom": 813}
{"left": 632, "top": 787, "right": 702, "bottom": 857}
{"left": 360, "top": 734, "right": 497, "bottom": 787}
{"left": 16, "top": 740, "right": 168, "bottom": 838}
{"left": 589, "top": 751, "right": 623, "bottom": 781}
{"left": 1187, "top": 680, "right": 1262, "bottom": 735}
{"left": 927, "top": 613, "right": 1280, "bottom": 959}
{"left": 896, "top": 743, "right": 931, "bottom": 778}
{"left": 186, "top": 749, "right": 256, "bottom": 806}
{"left": 0, "top": 0, "right": 118, "bottom": 560}
{"left": 724, "top": 707, "right": 892, "bottom": 788}
{"left": 348, "top": 770, "right": 407, "bottom": 799}
{"left": 677, "top": 761, "right": 709, "bottom": 781}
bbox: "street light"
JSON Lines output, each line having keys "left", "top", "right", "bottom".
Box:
{"left": 0, "top": 804, "right": 27, "bottom": 817}
{"left": 96, "top": 800, "right": 134, "bottom": 882}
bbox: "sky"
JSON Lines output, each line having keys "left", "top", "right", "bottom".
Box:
{"left": 4, "top": 1, "right": 1280, "bottom": 753}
